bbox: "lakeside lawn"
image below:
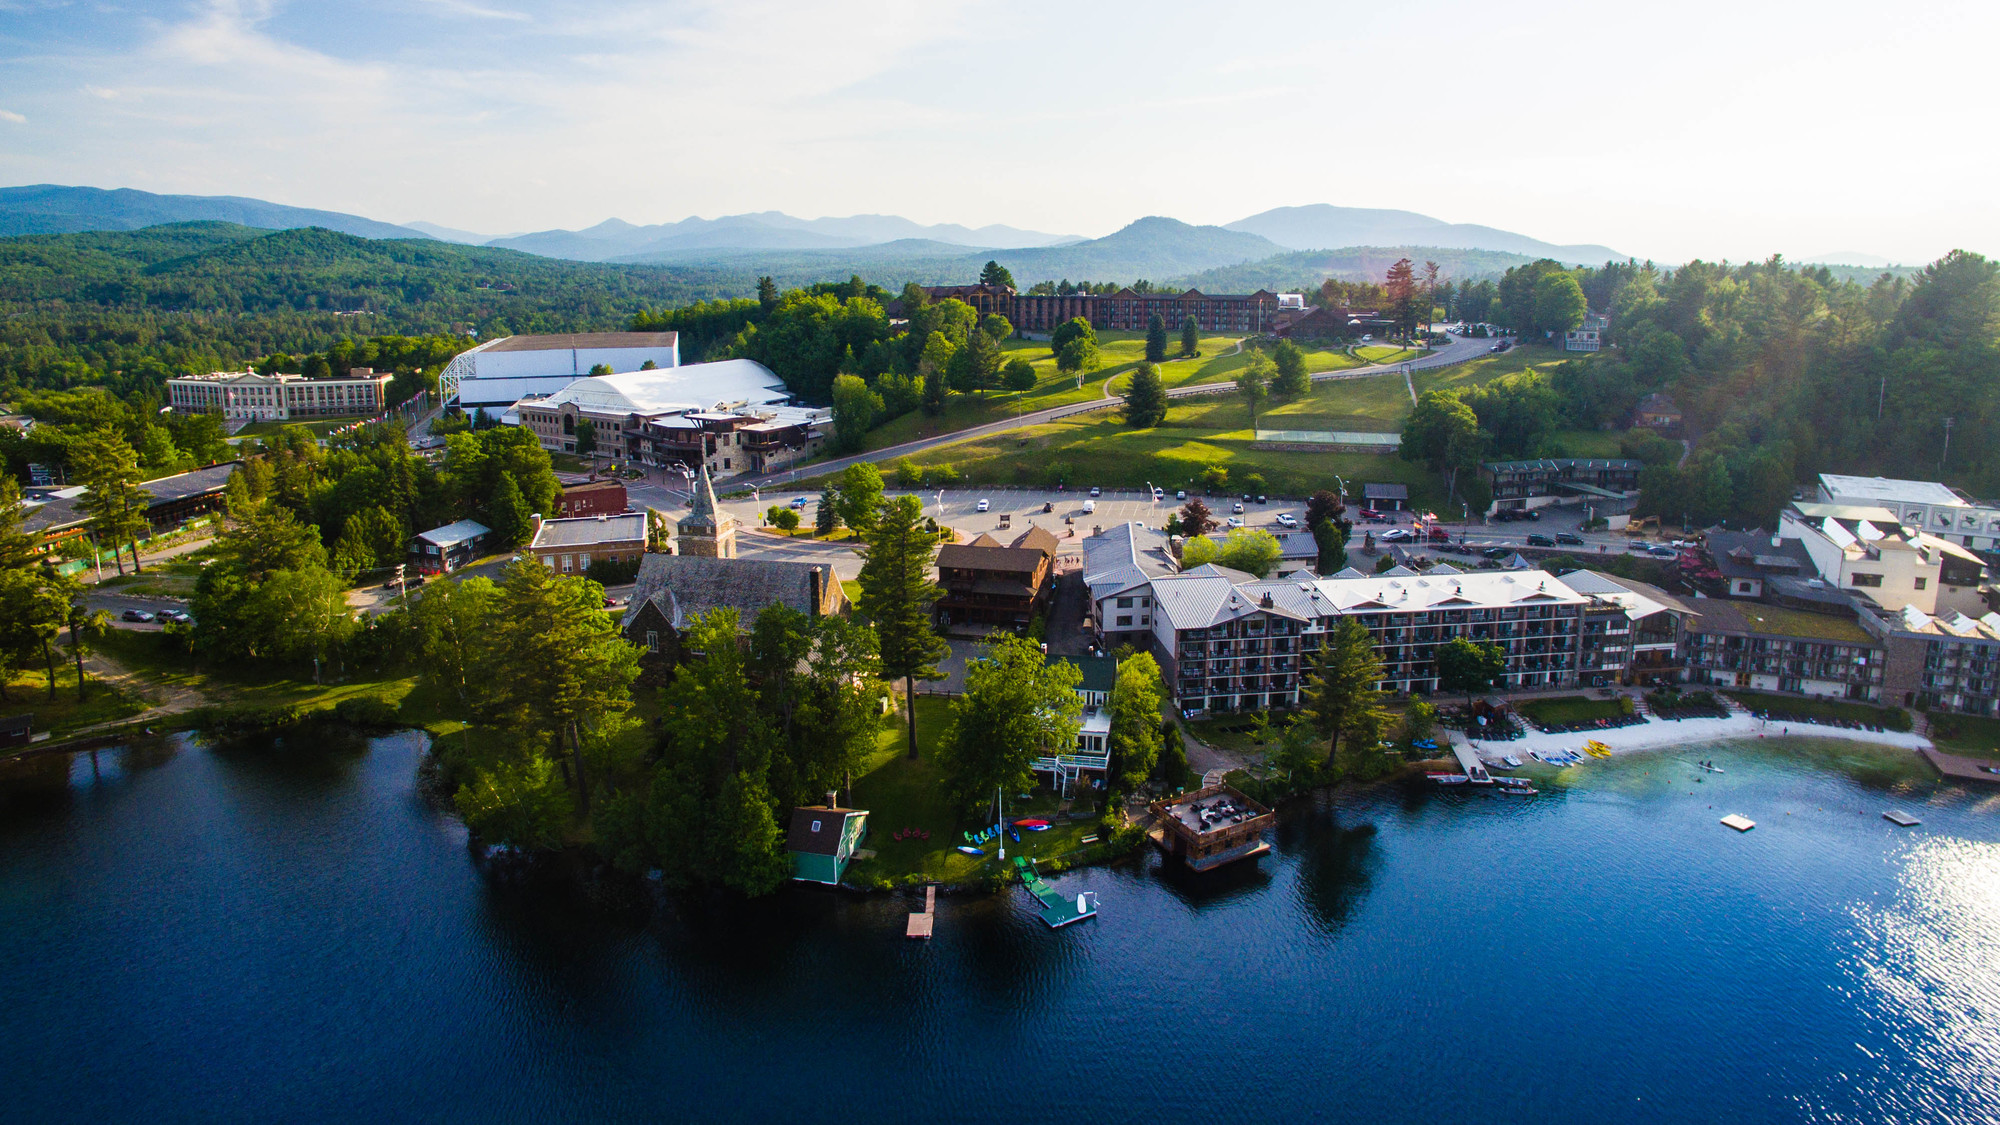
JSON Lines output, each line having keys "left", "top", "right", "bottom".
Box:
{"left": 1519, "top": 695, "right": 1630, "bottom": 725}
{"left": 843, "top": 696, "right": 1103, "bottom": 886}
{"left": 1921, "top": 712, "right": 2000, "bottom": 759}
{"left": 0, "top": 664, "right": 149, "bottom": 739}
{"left": 1722, "top": 689, "right": 1912, "bottom": 730}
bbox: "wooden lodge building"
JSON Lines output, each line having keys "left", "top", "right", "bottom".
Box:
{"left": 935, "top": 525, "right": 1059, "bottom": 630}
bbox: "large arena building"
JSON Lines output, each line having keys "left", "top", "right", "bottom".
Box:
{"left": 442, "top": 332, "right": 681, "bottom": 410}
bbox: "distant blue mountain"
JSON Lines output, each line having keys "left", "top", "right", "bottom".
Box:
{"left": 0, "top": 184, "right": 428, "bottom": 240}
{"left": 1225, "top": 204, "right": 1623, "bottom": 264}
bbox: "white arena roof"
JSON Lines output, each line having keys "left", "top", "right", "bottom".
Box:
{"left": 527, "top": 359, "right": 791, "bottom": 417}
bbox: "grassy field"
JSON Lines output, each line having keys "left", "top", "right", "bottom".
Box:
{"left": 1354, "top": 345, "right": 1425, "bottom": 364}
{"left": 1412, "top": 343, "right": 1575, "bottom": 399}
{"left": 1519, "top": 695, "right": 1630, "bottom": 725}
{"left": 1926, "top": 712, "right": 2000, "bottom": 759}
{"left": 843, "top": 696, "right": 1103, "bottom": 885}
{"left": 1545, "top": 427, "right": 1637, "bottom": 458}
{"left": 231, "top": 416, "right": 373, "bottom": 441}
{"left": 1723, "top": 690, "right": 1911, "bottom": 729}
{"left": 0, "top": 664, "right": 149, "bottom": 738}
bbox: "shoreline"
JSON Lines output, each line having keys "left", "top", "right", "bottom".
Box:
{"left": 1452, "top": 710, "right": 1932, "bottom": 762}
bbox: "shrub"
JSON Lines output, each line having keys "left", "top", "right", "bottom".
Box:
{"left": 335, "top": 696, "right": 401, "bottom": 729}
{"left": 585, "top": 557, "right": 642, "bottom": 585}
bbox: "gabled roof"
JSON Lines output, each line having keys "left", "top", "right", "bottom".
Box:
{"left": 936, "top": 543, "right": 1045, "bottom": 575}
{"left": 787, "top": 806, "right": 861, "bottom": 855}
{"left": 413, "top": 518, "right": 490, "bottom": 549}
{"left": 1010, "top": 525, "right": 1061, "bottom": 555}
{"left": 966, "top": 532, "right": 1002, "bottom": 548}
{"left": 1082, "top": 521, "right": 1177, "bottom": 602}
{"left": 621, "top": 552, "right": 838, "bottom": 633}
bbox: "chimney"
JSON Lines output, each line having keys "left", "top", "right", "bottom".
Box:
{"left": 530, "top": 513, "right": 543, "bottom": 536}
{"left": 825, "top": 790, "right": 838, "bottom": 809}
{"left": 809, "top": 565, "right": 824, "bottom": 617}
{"left": 1260, "top": 592, "right": 1275, "bottom": 608}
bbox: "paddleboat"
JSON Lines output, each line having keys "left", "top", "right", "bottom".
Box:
{"left": 1012, "top": 818, "right": 1051, "bottom": 829}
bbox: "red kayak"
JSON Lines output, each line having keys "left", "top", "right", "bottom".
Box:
{"left": 1012, "top": 818, "right": 1050, "bottom": 828}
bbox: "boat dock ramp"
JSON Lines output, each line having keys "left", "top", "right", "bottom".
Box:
{"left": 1451, "top": 742, "right": 1493, "bottom": 784}
{"left": 1014, "top": 858, "right": 1097, "bottom": 928}
{"left": 906, "top": 885, "right": 936, "bottom": 939}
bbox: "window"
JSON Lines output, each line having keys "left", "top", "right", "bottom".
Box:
{"left": 1850, "top": 573, "right": 1883, "bottom": 588}
{"left": 1117, "top": 596, "right": 1134, "bottom": 608}
{"left": 810, "top": 820, "right": 822, "bottom": 833}
{"left": 1116, "top": 615, "right": 1132, "bottom": 627}
{"left": 645, "top": 630, "right": 659, "bottom": 653}
{"left": 1914, "top": 577, "right": 1927, "bottom": 590}
{"left": 578, "top": 553, "right": 591, "bottom": 568}
{"left": 560, "top": 554, "right": 574, "bottom": 572}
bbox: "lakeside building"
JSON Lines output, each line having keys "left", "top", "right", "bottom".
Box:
{"left": 1777, "top": 501, "right": 1986, "bottom": 617}
{"left": 786, "top": 805, "right": 868, "bottom": 885}
{"left": 507, "top": 359, "right": 825, "bottom": 476}
{"left": 1816, "top": 473, "right": 2000, "bottom": 553}
{"left": 440, "top": 332, "right": 681, "bottom": 408}
{"left": 167, "top": 368, "right": 393, "bottom": 421}
{"left": 935, "top": 526, "right": 1058, "bottom": 630}
{"left": 1681, "top": 597, "right": 1885, "bottom": 701}
{"left": 620, "top": 552, "right": 844, "bottom": 665}
{"left": 1031, "top": 655, "right": 1117, "bottom": 796}
{"left": 1480, "top": 458, "right": 1643, "bottom": 516}
{"left": 1081, "top": 522, "right": 1181, "bottom": 644}
{"left": 1561, "top": 570, "right": 1698, "bottom": 687}
{"left": 1869, "top": 604, "right": 2000, "bottom": 717}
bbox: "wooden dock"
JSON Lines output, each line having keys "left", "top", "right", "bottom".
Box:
{"left": 905, "top": 885, "right": 936, "bottom": 939}
{"left": 1921, "top": 748, "right": 2000, "bottom": 785}
{"left": 1720, "top": 814, "right": 1756, "bottom": 832}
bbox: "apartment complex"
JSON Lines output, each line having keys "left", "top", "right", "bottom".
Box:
{"left": 1681, "top": 598, "right": 1885, "bottom": 702}
{"left": 167, "top": 368, "right": 393, "bottom": 421}
{"left": 1873, "top": 604, "right": 2000, "bottom": 717}
{"left": 920, "top": 285, "right": 1287, "bottom": 335}
{"left": 1481, "top": 457, "right": 1644, "bottom": 514}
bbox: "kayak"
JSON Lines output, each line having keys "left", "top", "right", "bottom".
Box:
{"left": 956, "top": 846, "right": 985, "bottom": 856}
{"left": 1020, "top": 824, "right": 1050, "bottom": 832}
{"left": 1013, "top": 818, "right": 1051, "bottom": 828}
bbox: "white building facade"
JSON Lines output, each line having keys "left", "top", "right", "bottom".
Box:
{"left": 1817, "top": 473, "right": 2000, "bottom": 552}
{"left": 167, "top": 368, "right": 394, "bottom": 421}
{"left": 441, "top": 332, "right": 681, "bottom": 408}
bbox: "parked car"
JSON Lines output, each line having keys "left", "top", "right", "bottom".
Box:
{"left": 1482, "top": 546, "right": 1512, "bottom": 560}
{"left": 1226, "top": 517, "right": 1246, "bottom": 529}
{"left": 1232, "top": 501, "right": 1245, "bottom": 513}
{"left": 160, "top": 610, "right": 192, "bottom": 625}
{"left": 1082, "top": 500, "right": 1096, "bottom": 514}
{"left": 1151, "top": 487, "right": 1164, "bottom": 500}
{"left": 790, "top": 496, "right": 808, "bottom": 509}
{"left": 1255, "top": 494, "right": 1267, "bottom": 504}
{"left": 1489, "top": 343, "right": 1505, "bottom": 352}
{"left": 1527, "top": 533, "right": 1555, "bottom": 547}
{"left": 1089, "top": 486, "right": 1101, "bottom": 498}
{"left": 1649, "top": 546, "right": 1679, "bottom": 558}
{"left": 1627, "top": 539, "right": 1654, "bottom": 552}
{"left": 121, "top": 609, "right": 155, "bottom": 623}
{"left": 1275, "top": 513, "right": 1299, "bottom": 528}
{"left": 1361, "top": 334, "right": 1373, "bottom": 342}
{"left": 1359, "top": 507, "right": 1384, "bottom": 521}
{"left": 1175, "top": 490, "right": 1187, "bottom": 500}
{"left": 1380, "top": 529, "right": 1414, "bottom": 542}
{"left": 976, "top": 499, "right": 990, "bottom": 512}
{"left": 1427, "top": 527, "right": 1452, "bottom": 543}
{"left": 1555, "top": 532, "right": 1586, "bottom": 546}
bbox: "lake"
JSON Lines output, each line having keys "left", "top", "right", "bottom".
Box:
{"left": 2, "top": 730, "right": 1997, "bottom": 1123}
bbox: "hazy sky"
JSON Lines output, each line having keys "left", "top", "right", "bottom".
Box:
{"left": 1, "top": 0, "right": 1993, "bottom": 264}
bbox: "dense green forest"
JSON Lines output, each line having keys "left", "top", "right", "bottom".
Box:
{"left": 1404, "top": 251, "right": 2000, "bottom": 526}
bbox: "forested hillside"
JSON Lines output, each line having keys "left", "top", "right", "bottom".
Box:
{"left": 0, "top": 223, "right": 743, "bottom": 398}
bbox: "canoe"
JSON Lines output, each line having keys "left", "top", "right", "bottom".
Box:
{"left": 956, "top": 846, "right": 985, "bottom": 856}
{"left": 1426, "top": 773, "right": 1470, "bottom": 785}
{"left": 1013, "top": 818, "right": 1051, "bottom": 828}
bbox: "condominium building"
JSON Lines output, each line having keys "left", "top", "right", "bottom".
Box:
{"left": 167, "top": 368, "right": 393, "bottom": 421}
{"left": 1481, "top": 458, "right": 1644, "bottom": 515}
{"left": 1872, "top": 604, "right": 2000, "bottom": 717}
{"left": 918, "top": 285, "right": 1286, "bottom": 335}
{"left": 1681, "top": 598, "right": 1885, "bottom": 702}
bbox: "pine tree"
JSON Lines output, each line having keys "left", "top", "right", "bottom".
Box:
{"left": 1123, "top": 363, "right": 1169, "bottom": 428}
{"left": 1271, "top": 339, "right": 1309, "bottom": 397}
{"left": 1145, "top": 312, "right": 1169, "bottom": 363}
{"left": 1300, "top": 617, "right": 1391, "bottom": 766}
{"left": 815, "top": 486, "right": 841, "bottom": 537}
{"left": 979, "top": 260, "right": 1016, "bottom": 289}
{"left": 489, "top": 473, "right": 532, "bottom": 547}
{"left": 757, "top": 275, "right": 779, "bottom": 312}
{"left": 1181, "top": 315, "right": 1200, "bottom": 356}
{"left": 856, "top": 495, "right": 948, "bottom": 759}
{"left": 70, "top": 428, "right": 152, "bottom": 576}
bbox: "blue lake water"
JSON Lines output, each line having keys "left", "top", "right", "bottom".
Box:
{"left": 2, "top": 730, "right": 1997, "bottom": 1124}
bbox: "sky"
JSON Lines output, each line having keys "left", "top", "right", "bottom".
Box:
{"left": 0, "top": 0, "right": 1994, "bottom": 265}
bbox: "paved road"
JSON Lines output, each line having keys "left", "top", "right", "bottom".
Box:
{"left": 717, "top": 331, "right": 1507, "bottom": 494}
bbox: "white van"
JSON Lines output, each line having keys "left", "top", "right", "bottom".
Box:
{"left": 1082, "top": 500, "right": 1097, "bottom": 514}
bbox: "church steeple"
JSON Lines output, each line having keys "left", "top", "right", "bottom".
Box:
{"left": 675, "top": 464, "right": 738, "bottom": 558}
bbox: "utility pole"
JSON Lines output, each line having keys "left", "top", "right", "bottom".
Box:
{"left": 1942, "top": 417, "right": 1955, "bottom": 473}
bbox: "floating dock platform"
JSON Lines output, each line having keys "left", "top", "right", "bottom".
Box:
{"left": 1883, "top": 810, "right": 1922, "bottom": 827}
{"left": 1014, "top": 858, "right": 1097, "bottom": 928}
{"left": 1720, "top": 814, "right": 1756, "bottom": 832}
{"left": 905, "top": 885, "right": 936, "bottom": 939}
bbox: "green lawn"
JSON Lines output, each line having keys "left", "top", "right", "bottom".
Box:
{"left": 231, "top": 416, "right": 373, "bottom": 441}
{"left": 0, "top": 664, "right": 149, "bottom": 739}
{"left": 1545, "top": 427, "right": 1635, "bottom": 458}
{"left": 843, "top": 696, "right": 1104, "bottom": 886}
{"left": 1519, "top": 696, "right": 1630, "bottom": 725}
{"left": 92, "top": 628, "right": 456, "bottom": 727}
{"left": 1926, "top": 712, "right": 2000, "bottom": 759}
{"left": 1723, "top": 690, "right": 1911, "bottom": 730}
{"left": 854, "top": 409, "right": 1447, "bottom": 508}
{"left": 1354, "top": 345, "right": 1425, "bottom": 364}
{"left": 1412, "top": 344, "right": 1575, "bottom": 399}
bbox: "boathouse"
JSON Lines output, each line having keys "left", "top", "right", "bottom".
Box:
{"left": 1148, "top": 784, "right": 1274, "bottom": 871}
{"left": 786, "top": 804, "right": 869, "bottom": 885}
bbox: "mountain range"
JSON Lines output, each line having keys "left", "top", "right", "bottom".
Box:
{"left": 0, "top": 184, "right": 1631, "bottom": 289}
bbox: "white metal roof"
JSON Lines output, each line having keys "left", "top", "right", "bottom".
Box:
{"left": 537, "top": 359, "right": 790, "bottom": 417}
{"left": 414, "top": 518, "right": 490, "bottom": 549}
{"left": 1819, "top": 474, "right": 1964, "bottom": 507}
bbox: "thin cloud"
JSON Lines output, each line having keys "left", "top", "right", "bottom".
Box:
{"left": 415, "top": 0, "right": 531, "bottom": 22}
{"left": 0, "top": 109, "right": 25, "bottom": 123}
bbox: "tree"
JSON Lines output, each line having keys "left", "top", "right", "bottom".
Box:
{"left": 1385, "top": 257, "right": 1419, "bottom": 338}
{"left": 454, "top": 754, "right": 574, "bottom": 851}
{"left": 751, "top": 605, "right": 885, "bottom": 806}
{"left": 70, "top": 428, "right": 151, "bottom": 576}
{"left": 1271, "top": 339, "right": 1309, "bottom": 397}
{"left": 757, "top": 275, "right": 779, "bottom": 312}
{"left": 1181, "top": 315, "right": 1200, "bottom": 356}
{"left": 950, "top": 323, "right": 1002, "bottom": 393}
{"left": 772, "top": 508, "right": 800, "bottom": 532}
{"left": 829, "top": 373, "right": 882, "bottom": 454}
{"left": 937, "top": 633, "right": 1081, "bottom": 810}
{"left": 1305, "top": 489, "right": 1351, "bottom": 574}
{"left": 247, "top": 566, "right": 355, "bottom": 682}
{"left": 1124, "top": 363, "right": 1168, "bottom": 428}
{"left": 1056, "top": 335, "right": 1099, "bottom": 382}
{"left": 1108, "top": 652, "right": 1165, "bottom": 794}
{"left": 837, "top": 462, "right": 885, "bottom": 538}
{"left": 573, "top": 418, "right": 597, "bottom": 458}
{"left": 488, "top": 472, "right": 533, "bottom": 547}
{"left": 1145, "top": 312, "right": 1169, "bottom": 363}
{"left": 1002, "top": 357, "right": 1037, "bottom": 393}
{"left": 980, "top": 312, "right": 1013, "bottom": 341}
{"left": 1179, "top": 535, "right": 1218, "bottom": 568}
{"left": 1532, "top": 272, "right": 1588, "bottom": 336}
{"left": 980, "top": 260, "right": 1016, "bottom": 289}
{"left": 1201, "top": 465, "right": 1230, "bottom": 493}
{"left": 587, "top": 363, "right": 614, "bottom": 377}
{"left": 1436, "top": 636, "right": 1507, "bottom": 707}
{"left": 919, "top": 331, "right": 954, "bottom": 415}
{"left": 1210, "top": 527, "right": 1282, "bottom": 577}
{"left": 1422, "top": 260, "right": 1442, "bottom": 338}
{"left": 815, "top": 486, "right": 841, "bottom": 536}
{"left": 1178, "top": 497, "right": 1216, "bottom": 537}
{"left": 1299, "top": 618, "right": 1391, "bottom": 765}
{"left": 1237, "top": 356, "right": 1271, "bottom": 429}
{"left": 856, "top": 495, "right": 948, "bottom": 759}
{"left": 1050, "top": 316, "right": 1096, "bottom": 356}
{"left": 1401, "top": 390, "right": 1484, "bottom": 502}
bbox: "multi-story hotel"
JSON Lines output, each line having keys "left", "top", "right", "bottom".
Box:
{"left": 167, "top": 368, "right": 394, "bottom": 421}
{"left": 919, "top": 284, "right": 1286, "bottom": 335}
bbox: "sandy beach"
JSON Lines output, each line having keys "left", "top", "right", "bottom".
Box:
{"left": 1452, "top": 710, "right": 1932, "bottom": 762}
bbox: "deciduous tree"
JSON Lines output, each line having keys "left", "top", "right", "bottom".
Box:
{"left": 1436, "top": 636, "right": 1507, "bottom": 707}
{"left": 1108, "top": 651, "right": 1165, "bottom": 794}
{"left": 937, "top": 633, "right": 1081, "bottom": 810}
